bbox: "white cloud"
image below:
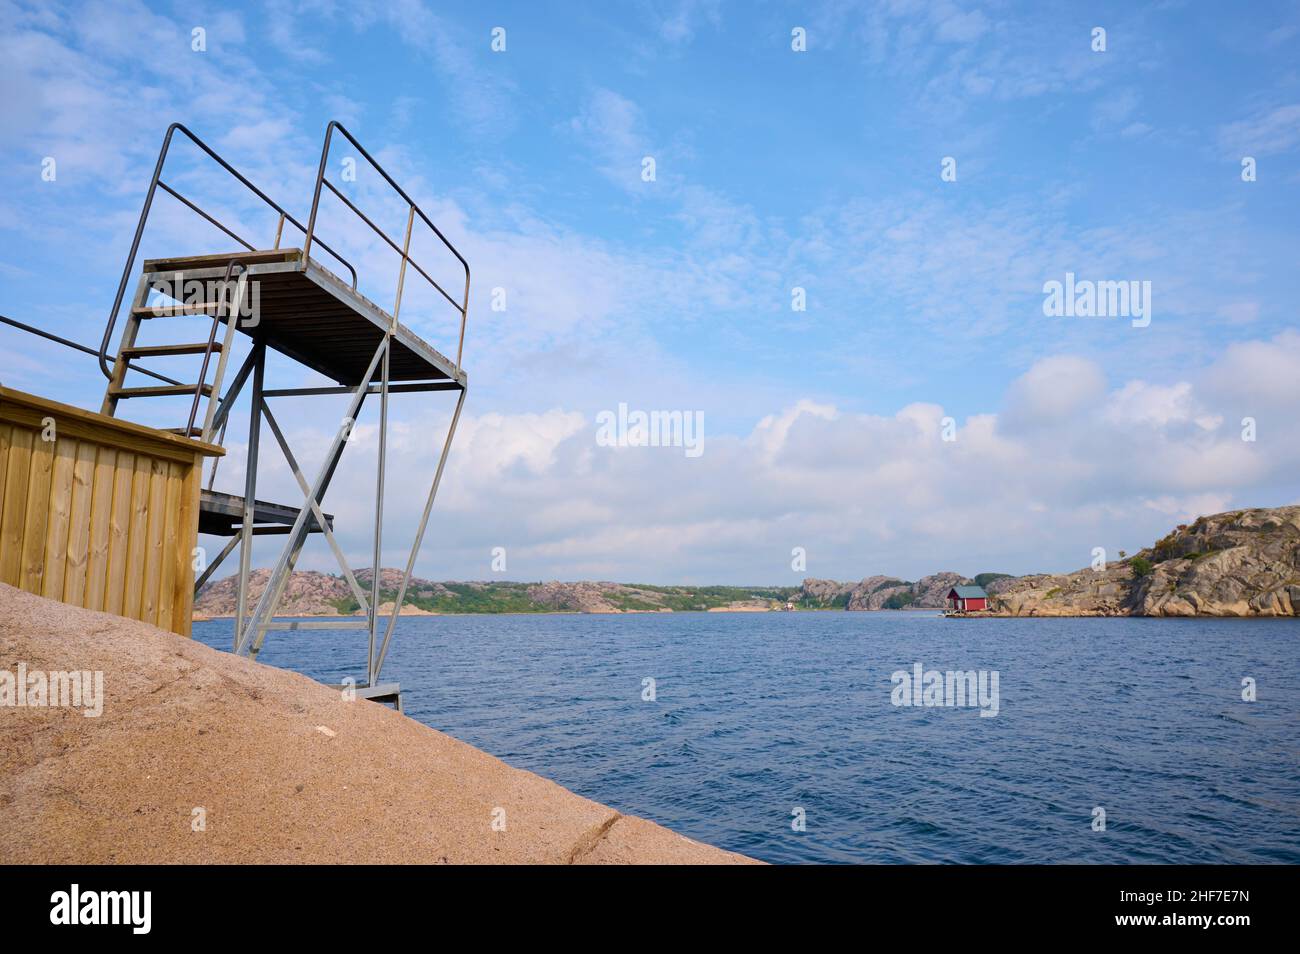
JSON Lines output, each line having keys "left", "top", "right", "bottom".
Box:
{"left": 1001, "top": 356, "right": 1106, "bottom": 430}
{"left": 568, "top": 88, "right": 655, "bottom": 189}
{"left": 1219, "top": 103, "right": 1300, "bottom": 158}
{"left": 211, "top": 337, "right": 1300, "bottom": 585}
{"left": 655, "top": 0, "right": 722, "bottom": 45}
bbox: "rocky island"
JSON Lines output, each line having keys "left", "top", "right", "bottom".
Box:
{"left": 193, "top": 507, "right": 1300, "bottom": 619}
{"left": 979, "top": 506, "right": 1300, "bottom": 617}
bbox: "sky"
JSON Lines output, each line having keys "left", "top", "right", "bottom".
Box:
{"left": 1, "top": 0, "right": 1298, "bottom": 586}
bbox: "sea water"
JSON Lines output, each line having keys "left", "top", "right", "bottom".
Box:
{"left": 193, "top": 611, "right": 1300, "bottom": 864}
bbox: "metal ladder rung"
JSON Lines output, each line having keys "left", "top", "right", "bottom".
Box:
{"left": 121, "top": 342, "right": 223, "bottom": 357}
{"left": 109, "top": 383, "right": 214, "bottom": 398}
{"left": 132, "top": 301, "right": 227, "bottom": 318}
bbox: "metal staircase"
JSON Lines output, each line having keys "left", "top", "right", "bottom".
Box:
{"left": 84, "top": 121, "right": 468, "bottom": 705}
{"left": 101, "top": 259, "right": 248, "bottom": 443}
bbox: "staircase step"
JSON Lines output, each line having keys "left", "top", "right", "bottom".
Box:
{"left": 132, "top": 302, "right": 228, "bottom": 318}
{"left": 109, "top": 383, "right": 214, "bottom": 399}
{"left": 163, "top": 426, "right": 206, "bottom": 437}
{"left": 121, "top": 342, "right": 223, "bottom": 357}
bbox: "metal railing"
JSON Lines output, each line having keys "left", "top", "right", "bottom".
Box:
{"left": 0, "top": 314, "right": 182, "bottom": 386}
{"left": 99, "top": 123, "right": 359, "bottom": 382}
{"left": 302, "top": 121, "right": 471, "bottom": 372}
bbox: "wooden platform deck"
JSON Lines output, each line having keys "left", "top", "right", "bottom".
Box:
{"left": 198, "top": 488, "right": 332, "bottom": 536}
{"left": 140, "top": 249, "right": 466, "bottom": 387}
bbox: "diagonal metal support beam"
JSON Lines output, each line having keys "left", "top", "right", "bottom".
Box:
{"left": 194, "top": 534, "right": 241, "bottom": 593}
{"left": 236, "top": 337, "right": 388, "bottom": 658}
{"left": 261, "top": 400, "right": 370, "bottom": 617}
{"left": 211, "top": 347, "right": 257, "bottom": 436}
{"left": 372, "top": 386, "right": 466, "bottom": 682}
{"left": 233, "top": 341, "right": 265, "bottom": 651}
{"left": 206, "top": 346, "right": 257, "bottom": 492}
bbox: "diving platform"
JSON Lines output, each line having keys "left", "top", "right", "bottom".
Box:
{"left": 1, "top": 121, "right": 469, "bottom": 706}
{"left": 197, "top": 489, "right": 333, "bottom": 537}
{"left": 138, "top": 249, "right": 465, "bottom": 388}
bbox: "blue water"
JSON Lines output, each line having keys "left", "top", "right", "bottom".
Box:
{"left": 192, "top": 612, "right": 1300, "bottom": 864}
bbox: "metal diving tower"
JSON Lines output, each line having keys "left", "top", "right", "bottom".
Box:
{"left": 94, "top": 121, "right": 470, "bottom": 708}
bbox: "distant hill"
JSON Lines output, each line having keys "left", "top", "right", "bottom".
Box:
{"left": 194, "top": 568, "right": 983, "bottom": 617}
{"left": 195, "top": 571, "right": 800, "bottom": 616}
{"left": 792, "top": 572, "right": 974, "bottom": 610}
{"left": 195, "top": 568, "right": 999, "bottom": 617}
{"left": 193, "top": 507, "right": 1300, "bottom": 618}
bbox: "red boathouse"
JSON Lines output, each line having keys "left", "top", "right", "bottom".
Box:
{"left": 947, "top": 585, "right": 989, "bottom": 612}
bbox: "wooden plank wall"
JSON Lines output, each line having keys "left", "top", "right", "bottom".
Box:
{"left": 0, "top": 408, "right": 205, "bottom": 637}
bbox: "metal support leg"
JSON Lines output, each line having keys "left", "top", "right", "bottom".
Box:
{"left": 367, "top": 206, "right": 412, "bottom": 684}
{"left": 367, "top": 343, "right": 390, "bottom": 685}
{"left": 211, "top": 347, "right": 257, "bottom": 436}
{"left": 372, "top": 386, "right": 466, "bottom": 681}
{"left": 237, "top": 338, "right": 388, "bottom": 658}
{"left": 234, "top": 341, "right": 265, "bottom": 651}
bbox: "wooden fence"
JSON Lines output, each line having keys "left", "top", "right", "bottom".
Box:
{"left": 0, "top": 386, "right": 222, "bottom": 636}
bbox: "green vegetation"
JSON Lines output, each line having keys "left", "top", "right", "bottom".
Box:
{"left": 404, "top": 582, "right": 557, "bottom": 614}
{"left": 1151, "top": 523, "right": 1194, "bottom": 563}
{"left": 882, "top": 591, "right": 916, "bottom": 609}
{"left": 1130, "top": 557, "right": 1154, "bottom": 578}
{"left": 974, "top": 572, "right": 1013, "bottom": 588}
{"left": 1045, "top": 587, "right": 1061, "bottom": 599}
{"left": 618, "top": 584, "right": 795, "bottom": 612}
{"left": 328, "top": 580, "right": 806, "bottom": 615}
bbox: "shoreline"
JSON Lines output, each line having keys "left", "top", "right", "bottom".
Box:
{"left": 192, "top": 605, "right": 1285, "bottom": 620}
{"left": 191, "top": 605, "right": 949, "bottom": 620}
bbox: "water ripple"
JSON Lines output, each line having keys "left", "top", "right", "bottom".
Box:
{"left": 193, "top": 611, "right": 1300, "bottom": 864}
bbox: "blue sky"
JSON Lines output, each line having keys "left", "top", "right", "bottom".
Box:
{"left": 2, "top": 0, "right": 1299, "bottom": 584}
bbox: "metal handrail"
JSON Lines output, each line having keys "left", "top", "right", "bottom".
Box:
{"left": 0, "top": 314, "right": 182, "bottom": 386}
{"left": 99, "top": 123, "right": 359, "bottom": 381}
{"left": 302, "top": 121, "right": 471, "bottom": 371}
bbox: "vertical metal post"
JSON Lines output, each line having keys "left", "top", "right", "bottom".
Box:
{"left": 99, "top": 124, "right": 178, "bottom": 381}
{"left": 367, "top": 344, "right": 389, "bottom": 685}
{"left": 373, "top": 386, "right": 466, "bottom": 681}
{"left": 302, "top": 122, "right": 337, "bottom": 267}
{"left": 234, "top": 340, "right": 265, "bottom": 651}
{"left": 368, "top": 205, "right": 414, "bottom": 682}
{"left": 393, "top": 206, "right": 415, "bottom": 323}
{"left": 456, "top": 267, "right": 470, "bottom": 373}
